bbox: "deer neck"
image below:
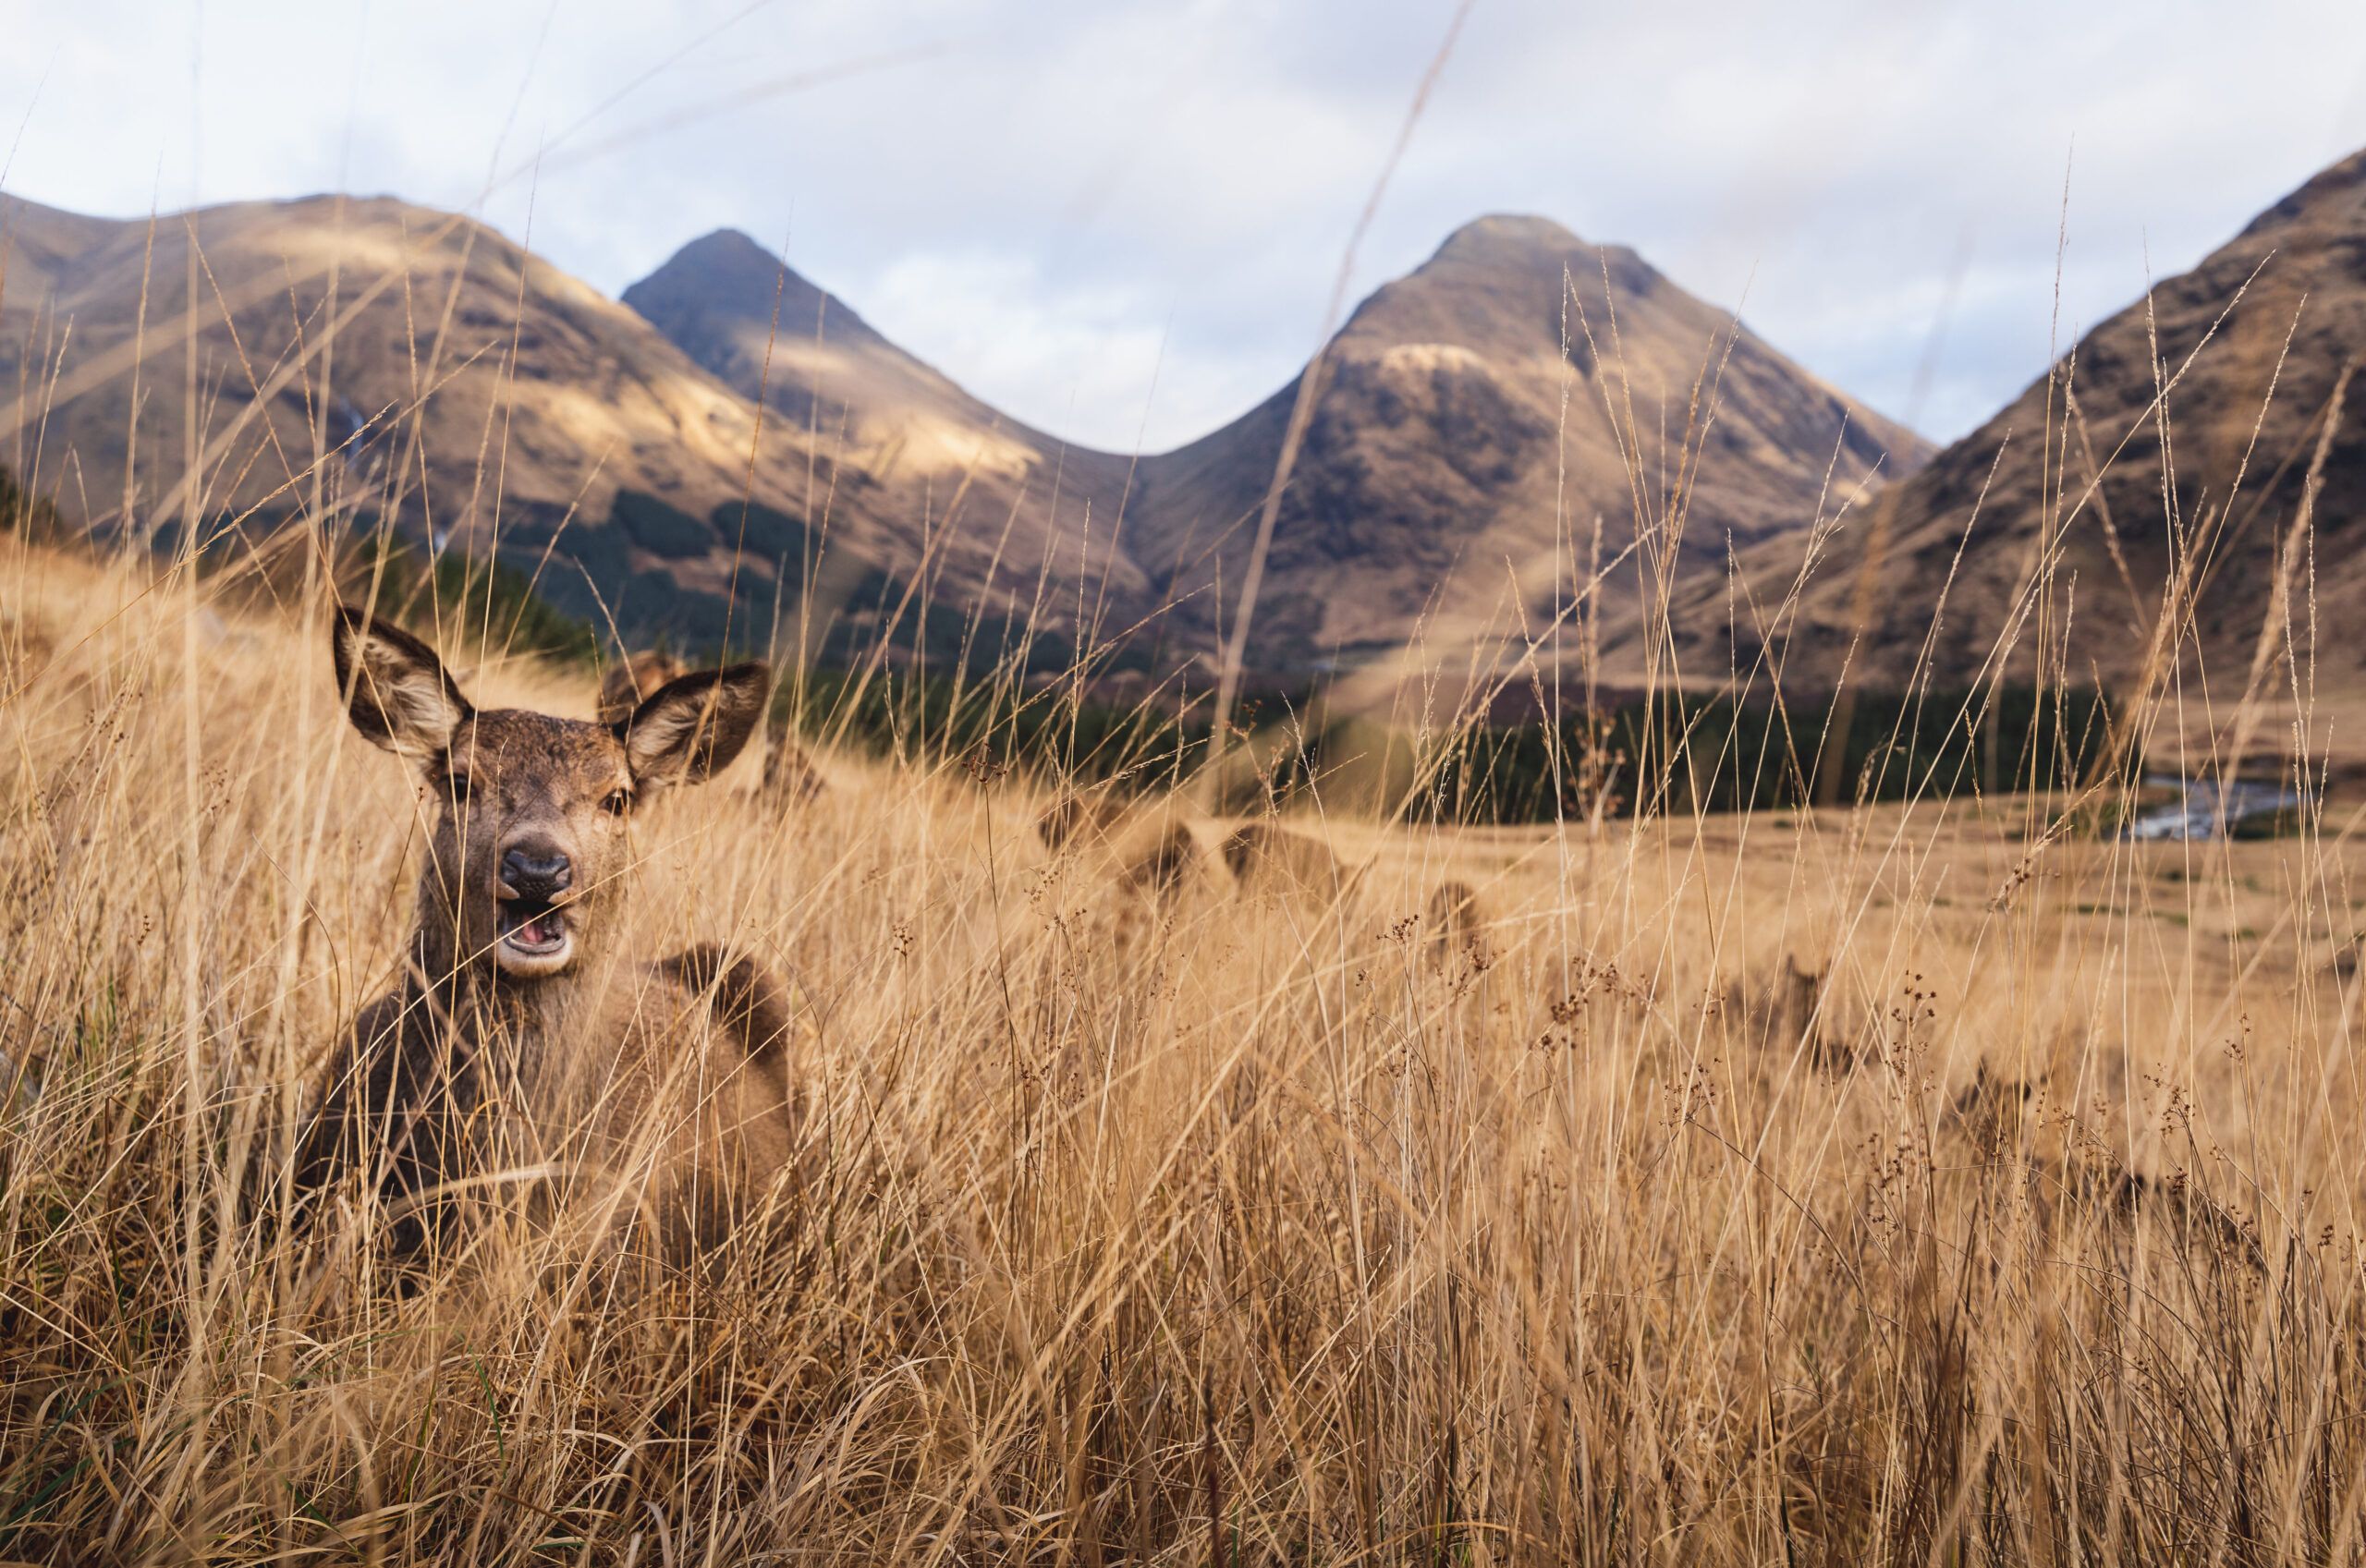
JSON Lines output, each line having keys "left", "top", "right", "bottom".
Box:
{"left": 402, "top": 925, "right": 603, "bottom": 1091}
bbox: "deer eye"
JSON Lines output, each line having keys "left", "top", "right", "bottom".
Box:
{"left": 445, "top": 771, "right": 474, "bottom": 805}
{"left": 600, "top": 787, "right": 633, "bottom": 817}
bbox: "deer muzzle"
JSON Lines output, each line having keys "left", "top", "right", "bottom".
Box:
{"left": 494, "top": 840, "right": 577, "bottom": 976}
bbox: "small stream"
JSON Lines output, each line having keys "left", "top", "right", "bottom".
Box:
{"left": 2121, "top": 774, "right": 2301, "bottom": 841}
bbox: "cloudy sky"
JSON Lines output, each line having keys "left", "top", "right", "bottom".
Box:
{"left": 6, "top": 0, "right": 2365, "bottom": 453}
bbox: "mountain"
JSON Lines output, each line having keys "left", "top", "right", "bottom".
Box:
{"left": 2, "top": 193, "right": 761, "bottom": 630}
{"left": 619, "top": 229, "right": 1143, "bottom": 644}
{"left": 1666, "top": 147, "right": 2366, "bottom": 702}
{"left": 1120, "top": 215, "right": 1930, "bottom": 675}
{"left": 621, "top": 229, "right": 1134, "bottom": 513}
{"left": 632, "top": 215, "right": 1930, "bottom": 687}
{"left": 0, "top": 192, "right": 1116, "bottom": 650}
{"left": 5, "top": 189, "right": 1923, "bottom": 691}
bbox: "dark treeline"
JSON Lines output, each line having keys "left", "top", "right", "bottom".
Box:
{"left": 1400, "top": 684, "right": 2126, "bottom": 822}
{"left": 13, "top": 457, "right": 2129, "bottom": 821}
{"left": 789, "top": 662, "right": 2127, "bottom": 826}
{"left": 787, "top": 665, "right": 1220, "bottom": 798}
{"left": 345, "top": 530, "right": 2135, "bottom": 824}
{"left": 349, "top": 532, "right": 604, "bottom": 668}
{"left": 0, "top": 460, "right": 64, "bottom": 539}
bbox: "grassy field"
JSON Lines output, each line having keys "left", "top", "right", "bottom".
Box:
{"left": 5, "top": 535, "right": 2366, "bottom": 1564}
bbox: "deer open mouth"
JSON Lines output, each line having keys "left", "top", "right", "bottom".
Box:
{"left": 494, "top": 896, "right": 574, "bottom": 975}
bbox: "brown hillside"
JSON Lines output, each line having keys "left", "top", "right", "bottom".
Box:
{"left": 1660, "top": 147, "right": 2366, "bottom": 708}
{"left": 1123, "top": 214, "right": 1932, "bottom": 680}
{"left": 630, "top": 217, "right": 1928, "bottom": 690}
{"left": 620, "top": 229, "right": 1145, "bottom": 626}
{"left": 0, "top": 193, "right": 1116, "bottom": 648}
{"left": 6, "top": 192, "right": 1923, "bottom": 685}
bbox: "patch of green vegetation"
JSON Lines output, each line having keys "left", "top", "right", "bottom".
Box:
{"left": 0, "top": 460, "right": 63, "bottom": 539}
{"left": 348, "top": 534, "right": 601, "bottom": 667}
{"left": 609, "top": 490, "right": 715, "bottom": 559}
{"left": 1309, "top": 683, "right": 2131, "bottom": 825}
{"left": 785, "top": 665, "right": 1213, "bottom": 798}
{"left": 649, "top": 587, "right": 739, "bottom": 642}
{"left": 149, "top": 504, "right": 316, "bottom": 566}
{"left": 711, "top": 501, "right": 811, "bottom": 560}
{"left": 541, "top": 519, "right": 634, "bottom": 592}
{"left": 451, "top": 490, "right": 1164, "bottom": 683}
{"left": 2230, "top": 808, "right": 2303, "bottom": 842}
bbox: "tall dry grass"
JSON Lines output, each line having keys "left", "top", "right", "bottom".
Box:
{"left": 5, "top": 79, "right": 2365, "bottom": 1550}
{"left": 4, "top": 520, "right": 2365, "bottom": 1565}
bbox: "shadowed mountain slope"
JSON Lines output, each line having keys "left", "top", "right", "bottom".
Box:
{"left": 634, "top": 215, "right": 1929, "bottom": 688}
{"left": 0, "top": 193, "right": 1131, "bottom": 650}
{"left": 1121, "top": 214, "right": 1929, "bottom": 679}
{"left": 1655, "top": 146, "right": 2366, "bottom": 706}
{"left": 6, "top": 190, "right": 1924, "bottom": 690}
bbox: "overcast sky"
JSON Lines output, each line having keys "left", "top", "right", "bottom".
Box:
{"left": 6, "top": 0, "right": 2366, "bottom": 454}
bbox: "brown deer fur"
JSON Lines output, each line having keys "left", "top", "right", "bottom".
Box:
{"left": 605, "top": 650, "right": 824, "bottom": 805}
{"left": 1221, "top": 821, "right": 1346, "bottom": 898}
{"left": 299, "top": 608, "right": 797, "bottom": 1258}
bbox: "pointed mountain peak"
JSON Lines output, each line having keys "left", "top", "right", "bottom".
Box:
{"left": 662, "top": 228, "right": 809, "bottom": 288}
{"left": 1370, "top": 213, "right": 1667, "bottom": 323}
{"left": 623, "top": 229, "right": 885, "bottom": 349}
{"left": 1329, "top": 213, "right": 1677, "bottom": 361}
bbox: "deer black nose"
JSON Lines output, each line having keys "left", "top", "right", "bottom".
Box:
{"left": 499, "top": 844, "right": 572, "bottom": 900}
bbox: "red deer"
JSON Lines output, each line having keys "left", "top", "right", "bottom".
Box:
{"left": 1036, "top": 791, "right": 1125, "bottom": 851}
{"left": 1221, "top": 821, "right": 1347, "bottom": 900}
{"left": 1122, "top": 820, "right": 1205, "bottom": 899}
{"left": 300, "top": 609, "right": 798, "bottom": 1260}
{"left": 1425, "top": 879, "right": 1483, "bottom": 957}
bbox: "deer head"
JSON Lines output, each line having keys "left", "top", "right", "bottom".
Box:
{"left": 331, "top": 606, "right": 768, "bottom": 983}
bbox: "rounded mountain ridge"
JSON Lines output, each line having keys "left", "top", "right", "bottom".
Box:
{"left": 1433, "top": 213, "right": 1587, "bottom": 253}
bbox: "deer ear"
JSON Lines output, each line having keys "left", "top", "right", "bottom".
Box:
{"left": 616, "top": 662, "right": 770, "bottom": 788}
{"left": 331, "top": 605, "right": 471, "bottom": 758}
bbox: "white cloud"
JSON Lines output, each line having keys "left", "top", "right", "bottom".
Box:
{"left": 861, "top": 249, "right": 1254, "bottom": 450}
{"left": 5, "top": 0, "right": 2365, "bottom": 452}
